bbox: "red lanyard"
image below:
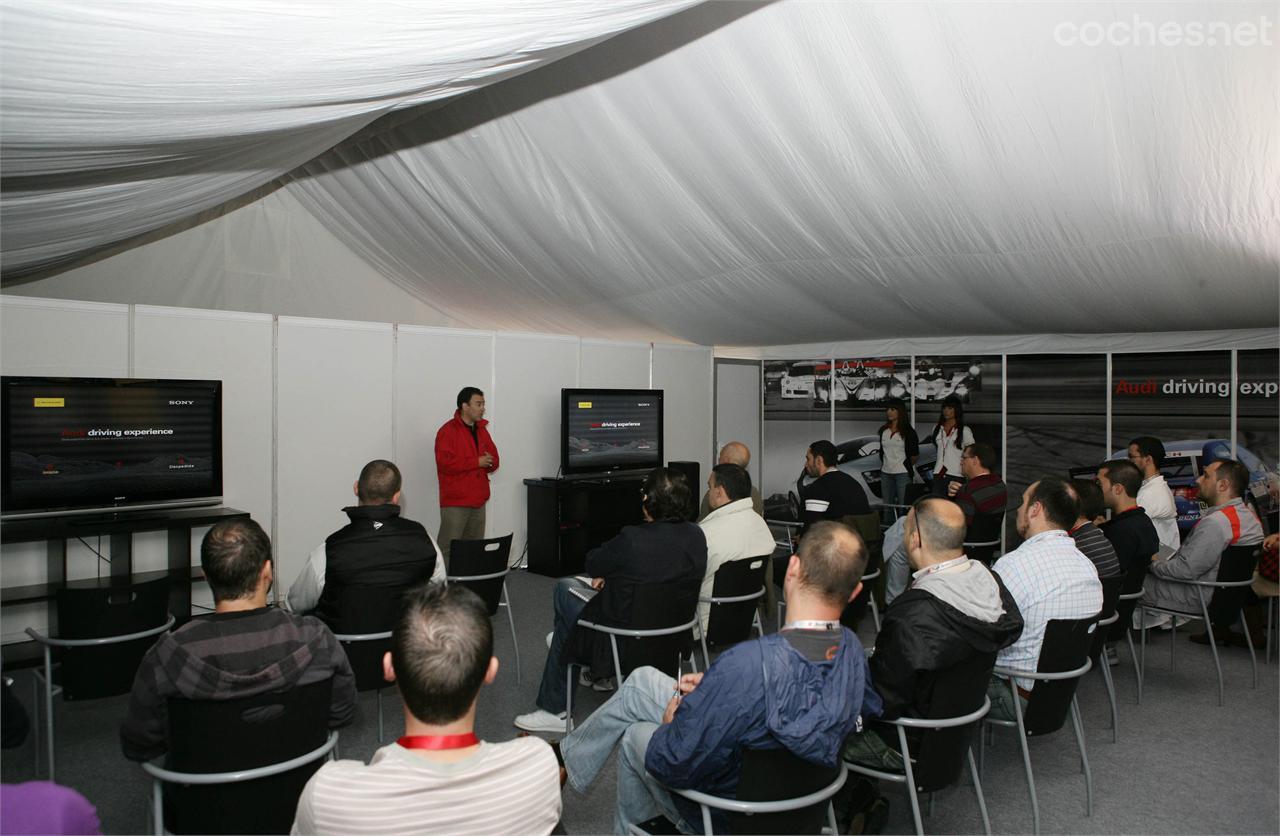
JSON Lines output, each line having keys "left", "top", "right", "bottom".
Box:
{"left": 398, "top": 733, "right": 479, "bottom": 750}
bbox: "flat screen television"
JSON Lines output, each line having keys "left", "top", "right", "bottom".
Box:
{"left": 561, "top": 388, "right": 663, "bottom": 476}
{"left": 2, "top": 376, "right": 223, "bottom": 519}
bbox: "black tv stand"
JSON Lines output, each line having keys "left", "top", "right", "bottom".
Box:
{"left": 523, "top": 476, "right": 646, "bottom": 577}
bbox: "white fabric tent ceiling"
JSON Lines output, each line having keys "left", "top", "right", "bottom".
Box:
{"left": 3, "top": 0, "right": 1277, "bottom": 346}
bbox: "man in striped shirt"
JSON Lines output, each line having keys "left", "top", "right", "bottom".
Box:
{"left": 947, "top": 444, "right": 1008, "bottom": 527}
{"left": 1068, "top": 479, "right": 1122, "bottom": 579}
{"left": 292, "top": 583, "right": 561, "bottom": 836}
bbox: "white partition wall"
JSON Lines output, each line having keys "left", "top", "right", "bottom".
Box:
{"left": 275, "top": 317, "right": 394, "bottom": 591}
{"left": 395, "top": 326, "right": 495, "bottom": 535}
{"left": 492, "top": 334, "right": 580, "bottom": 555}
{"left": 579, "top": 339, "right": 651, "bottom": 389}
{"left": 653, "top": 343, "right": 714, "bottom": 470}
{"left": 715, "top": 359, "right": 762, "bottom": 487}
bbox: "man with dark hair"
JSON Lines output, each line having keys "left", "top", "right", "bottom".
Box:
{"left": 801, "top": 439, "right": 869, "bottom": 532}
{"left": 121, "top": 519, "right": 355, "bottom": 761}
{"left": 293, "top": 584, "right": 561, "bottom": 835}
{"left": 1144, "top": 459, "right": 1263, "bottom": 625}
{"left": 1128, "top": 435, "right": 1179, "bottom": 552}
{"left": 947, "top": 443, "right": 1008, "bottom": 526}
{"left": 515, "top": 467, "right": 707, "bottom": 732}
{"left": 697, "top": 441, "right": 765, "bottom": 521}
{"left": 556, "top": 521, "right": 880, "bottom": 834}
{"left": 989, "top": 478, "right": 1102, "bottom": 712}
{"left": 696, "top": 463, "right": 775, "bottom": 632}
{"left": 1068, "top": 479, "right": 1121, "bottom": 579}
{"left": 844, "top": 499, "right": 1022, "bottom": 770}
{"left": 435, "top": 386, "right": 500, "bottom": 566}
{"left": 287, "top": 459, "right": 444, "bottom": 624}
{"left": 1097, "top": 459, "right": 1160, "bottom": 662}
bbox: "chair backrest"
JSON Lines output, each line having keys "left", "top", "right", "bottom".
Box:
{"left": 1023, "top": 616, "right": 1096, "bottom": 736}
{"left": 331, "top": 584, "right": 407, "bottom": 693}
{"left": 1088, "top": 575, "right": 1124, "bottom": 661}
{"left": 731, "top": 747, "right": 840, "bottom": 835}
{"left": 907, "top": 656, "right": 993, "bottom": 793}
{"left": 163, "top": 678, "right": 333, "bottom": 835}
{"left": 1207, "top": 545, "right": 1259, "bottom": 626}
{"left": 616, "top": 578, "right": 700, "bottom": 677}
{"left": 964, "top": 512, "right": 1004, "bottom": 566}
{"left": 447, "top": 534, "right": 514, "bottom": 615}
{"left": 705, "top": 555, "right": 769, "bottom": 648}
{"left": 54, "top": 575, "right": 171, "bottom": 700}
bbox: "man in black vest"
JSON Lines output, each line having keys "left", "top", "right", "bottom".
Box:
{"left": 287, "top": 459, "right": 445, "bottom": 626}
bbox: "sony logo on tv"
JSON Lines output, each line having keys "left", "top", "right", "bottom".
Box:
{"left": 168, "top": 400, "right": 194, "bottom": 406}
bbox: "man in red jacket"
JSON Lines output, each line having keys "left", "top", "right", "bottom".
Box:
{"left": 435, "top": 387, "right": 500, "bottom": 566}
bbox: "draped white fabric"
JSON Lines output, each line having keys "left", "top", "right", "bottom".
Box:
{"left": 0, "top": 0, "right": 701, "bottom": 275}
{"left": 2, "top": 0, "right": 1276, "bottom": 347}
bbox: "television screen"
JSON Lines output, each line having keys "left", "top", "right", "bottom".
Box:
{"left": 2, "top": 377, "right": 223, "bottom": 518}
{"left": 561, "top": 389, "right": 663, "bottom": 476}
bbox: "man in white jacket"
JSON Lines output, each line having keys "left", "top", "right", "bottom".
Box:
{"left": 697, "top": 464, "right": 777, "bottom": 633}
{"left": 1128, "top": 435, "right": 1181, "bottom": 553}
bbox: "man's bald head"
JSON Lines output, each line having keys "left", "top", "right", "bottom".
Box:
{"left": 904, "top": 497, "right": 967, "bottom": 569}
{"left": 718, "top": 441, "right": 751, "bottom": 468}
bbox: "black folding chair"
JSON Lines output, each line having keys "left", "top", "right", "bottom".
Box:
{"left": 964, "top": 512, "right": 1005, "bottom": 567}
{"left": 843, "top": 512, "right": 884, "bottom": 631}
{"left": 330, "top": 583, "right": 412, "bottom": 742}
{"left": 448, "top": 534, "right": 519, "bottom": 681}
{"left": 982, "top": 616, "right": 1098, "bottom": 836}
{"left": 696, "top": 555, "right": 768, "bottom": 667}
{"left": 632, "top": 749, "right": 847, "bottom": 835}
{"left": 25, "top": 575, "right": 174, "bottom": 780}
{"left": 1139, "top": 545, "right": 1260, "bottom": 705}
{"left": 142, "top": 678, "right": 338, "bottom": 835}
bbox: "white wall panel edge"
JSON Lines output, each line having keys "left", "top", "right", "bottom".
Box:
{"left": 581, "top": 338, "right": 652, "bottom": 349}
{"left": 398, "top": 323, "right": 495, "bottom": 338}
{"left": 495, "top": 331, "right": 579, "bottom": 344}
{"left": 277, "top": 315, "right": 392, "bottom": 333}
{"left": 654, "top": 342, "right": 712, "bottom": 353}
{"left": 0, "top": 295, "right": 128, "bottom": 315}
{"left": 135, "top": 305, "right": 274, "bottom": 323}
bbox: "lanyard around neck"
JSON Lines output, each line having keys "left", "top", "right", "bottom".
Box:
{"left": 782, "top": 619, "right": 840, "bottom": 632}
{"left": 398, "top": 733, "right": 479, "bottom": 750}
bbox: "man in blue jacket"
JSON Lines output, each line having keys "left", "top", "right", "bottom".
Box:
{"left": 557, "top": 521, "right": 881, "bottom": 834}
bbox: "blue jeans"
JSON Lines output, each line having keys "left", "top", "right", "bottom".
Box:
{"left": 535, "top": 577, "right": 590, "bottom": 714}
{"left": 879, "top": 471, "right": 910, "bottom": 526}
{"left": 881, "top": 516, "right": 912, "bottom": 605}
{"left": 560, "top": 666, "right": 695, "bottom": 835}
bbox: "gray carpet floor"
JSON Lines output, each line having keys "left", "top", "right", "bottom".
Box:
{"left": 3, "top": 568, "right": 1277, "bottom": 835}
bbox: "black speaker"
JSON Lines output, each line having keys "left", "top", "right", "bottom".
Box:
{"left": 667, "top": 460, "right": 700, "bottom": 519}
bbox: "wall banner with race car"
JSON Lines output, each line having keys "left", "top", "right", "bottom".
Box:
{"left": 756, "top": 349, "right": 1278, "bottom": 538}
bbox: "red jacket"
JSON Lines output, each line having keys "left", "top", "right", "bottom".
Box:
{"left": 435, "top": 411, "right": 499, "bottom": 508}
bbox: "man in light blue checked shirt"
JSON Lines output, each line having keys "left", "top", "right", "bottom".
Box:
{"left": 988, "top": 477, "right": 1103, "bottom": 718}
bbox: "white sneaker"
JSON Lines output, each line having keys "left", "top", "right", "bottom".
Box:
{"left": 546, "top": 631, "right": 554, "bottom": 649}
{"left": 592, "top": 676, "right": 616, "bottom": 692}
{"left": 514, "top": 708, "right": 568, "bottom": 733}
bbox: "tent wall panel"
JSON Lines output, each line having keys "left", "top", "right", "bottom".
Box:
{"left": 714, "top": 360, "right": 762, "bottom": 488}
{"left": 653, "top": 344, "right": 714, "bottom": 474}
{"left": 275, "top": 317, "right": 394, "bottom": 595}
{"left": 395, "top": 326, "right": 495, "bottom": 539}
{"left": 492, "top": 334, "right": 580, "bottom": 556}
{"left": 579, "top": 340, "right": 651, "bottom": 390}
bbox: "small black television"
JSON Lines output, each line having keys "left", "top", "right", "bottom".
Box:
{"left": 561, "top": 388, "right": 663, "bottom": 476}
{"left": 2, "top": 376, "right": 223, "bottom": 519}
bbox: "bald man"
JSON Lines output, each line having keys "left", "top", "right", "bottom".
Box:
{"left": 697, "top": 442, "right": 764, "bottom": 521}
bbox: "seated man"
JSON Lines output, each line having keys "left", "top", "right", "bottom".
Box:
{"left": 1128, "top": 435, "right": 1180, "bottom": 553}
{"left": 1144, "top": 459, "right": 1263, "bottom": 625}
{"left": 1097, "top": 459, "right": 1161, "bottom": 661}
{"left": 121, "top": 519, "right": 355, "bottom": 761}
{"left": 697, "top": 441, "right": 764, "bottom": 521}
{"left": 514, "top": 467, "right": 707, "bottom": 732}
{"left": 990, "top": 477, "right": 1102, "bottom": 718}
{"left": 697, "top": 463, "right": 776, "bottom": 634}
{"left": 287, "top": 459, "right": 445, "bottom": 625}
{"left": 293, "top": 583, "right": 561, "bottom": 835}
{"left": 882, "top": 443, "right": 1008, "bottom": 603}
{"left": 800, "top": 440, "right": 869, "bottom": 533}
{"left": 844, "top": 498, "right": 1023, "bottom": 770}
{"left": 557, "top": 521, "right": 880, "bottom": 834}
{"left": 1068, "top": 478, "right": 1122, "bottom": 579}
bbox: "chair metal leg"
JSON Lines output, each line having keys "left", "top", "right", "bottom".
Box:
{"left": 826, "top": 801, "right": 838, "bottom": 835}
{"left": 152, "top": 779, "right": 164, "bottom": 836}
{"left": 1125, "top": 629, "right": 1143, "bottom": 704}
{"left": 1239, "top": 609, "right": 1258, "bottom": 689}
{"left": 1140, "top": 615, "right": 1148, "bottom": 701}
{"left": 968, "top": 747, "right": 992, "bottom": 836}
{"left": 1170, "top": 617, "right": 1177, "bottom": 669}
{"left": 1201, "top": 599, "right": 1225, "bottom": 706}
{"left": 1099, "top": 656, "right": 1119, "bottom": 743}
{"left": 753, "top": 609, "right": 764, "bottom": 639}
{"left": 503, "top": 581, "right": 521, "bottom": 683}
{"left": 698, "top": 623, "right": 711, "bottom": 671}
{"left": 376, "top": 688, "right": 385, "bottom": 743}
{"left": 565, "top": 664, "right": 576, "bottom": 734}
{"left": 897, "top": 726, "right": 925, "bottom": 836}
{"left": 870, "top": 596, "right": 881, "bottom": 632}
{"left": 43, "top": 646, "right": 55, "bottom": 781}
{"left": 1009, "top": 678, "right": 1039, "bottom": 836}
{"left": 926, "top": 791, "right": 934, "bottom": 817}
{"left": 978, "top": 720, "right": 986, "bottom": 775}
{"left": 1069, "top": 697, "right": 1093, "bottom": 816}
{"left": 30, "top": 671, "right": 40, "bottom": 776}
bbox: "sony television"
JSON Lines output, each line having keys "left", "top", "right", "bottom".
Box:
{"left": 561, "top": 388, "right": 663, "bottom": 476}
{"left": 2, "top": 376, "right": 223, "bottom": 519}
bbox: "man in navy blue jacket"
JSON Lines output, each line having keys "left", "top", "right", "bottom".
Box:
{"left": 557, "top": 521, "right": 881, "bottom": 833}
